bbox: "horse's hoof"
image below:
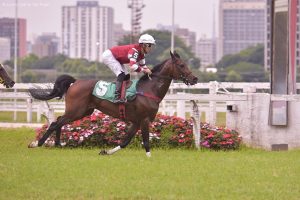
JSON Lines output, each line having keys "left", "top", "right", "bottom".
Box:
{"left": 28, "top": 141, "right": 38, "bottom": 148}
{"left": 99, "top": 150, "right": 108, "bottom": 155}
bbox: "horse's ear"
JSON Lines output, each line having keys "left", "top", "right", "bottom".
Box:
{"left": 170, "top": 51, "right": 175, "bottom": 60}
{"left": 174, "top": 51, "right": 180, "bottom": 58}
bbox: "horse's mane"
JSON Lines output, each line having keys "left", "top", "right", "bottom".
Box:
{"left": 138, "top": 59, "right": 169, "bottom": 83}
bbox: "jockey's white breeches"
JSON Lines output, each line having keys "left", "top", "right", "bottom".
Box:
{"left": 102, "top": 50, "right": 129, "bottom": 77}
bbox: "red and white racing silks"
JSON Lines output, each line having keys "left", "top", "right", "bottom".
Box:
{"left": 110, "top": 44, "right": 146, "bottom": 72}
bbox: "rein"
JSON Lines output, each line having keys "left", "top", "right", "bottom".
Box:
{"left": 136, "top": 91, "right": 162, "bottom": 103}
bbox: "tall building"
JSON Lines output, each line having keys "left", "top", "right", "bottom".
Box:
{"left": 196, "top": 36, "right": 217, "bottom": 70}
{"left": 128, "top": 0, "right": 145, "bottom": 40}
{"left": 175, "top": 28, "right": 196, "bottom": 54}
{"left": 218, "top": 0, "right": 266, "bottom": 61}
{"left": 0, "top": 18, "right": 27, "bottom": 59}
{"left": 0, "top": 37, "right": 10, "bottom": 62}
{"left": 32, "top": 33, "right": 59, "bottom": 58}
{"left": 113, "top": 23, "right": 130, "bottom": 46}
{"left": 62, "top": 1, "right": 114, "bottom": 62}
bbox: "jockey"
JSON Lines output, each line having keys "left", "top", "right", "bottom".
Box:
{"left": 102, "top": 33, "right": 155, "bottom": 103}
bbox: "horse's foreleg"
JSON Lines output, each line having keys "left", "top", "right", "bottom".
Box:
{"left": 100, "top": 123, "right": 139, "bottom": 155}
{"left": 141, "top": 118, "right": 151, "bottom": 157}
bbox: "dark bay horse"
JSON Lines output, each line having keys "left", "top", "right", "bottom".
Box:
{"left": 0, "top": 64, "right": 15, "bottom": 88}
{"left": 28, "top": 51, "right": 198, "bottom": 157}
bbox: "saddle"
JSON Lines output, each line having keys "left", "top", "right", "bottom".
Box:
{"left": 92, "top": 80, "right": 138, "bottom": 103}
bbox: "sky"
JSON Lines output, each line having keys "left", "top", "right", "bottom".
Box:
{"left": 0, "top": 0, "right": 219, "bottom": 42}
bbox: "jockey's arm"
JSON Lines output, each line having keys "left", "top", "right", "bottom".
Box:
{"left": 128, "top": 50, "right": 149, "bottom": 73}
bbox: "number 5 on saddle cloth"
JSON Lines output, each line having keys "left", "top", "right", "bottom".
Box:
{"left": 92, "top": 80, "right": 138, "bottom": 119}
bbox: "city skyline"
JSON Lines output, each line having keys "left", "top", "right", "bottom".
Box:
{"left": 0, "top": 0, "right": 219, "bottom": 42}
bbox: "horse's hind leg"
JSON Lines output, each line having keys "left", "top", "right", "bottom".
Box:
{"left": 100, "top": 123, "right": 139, "bottom": 155}
{"left": 27, "top": 120, "right": 61, "bottom": 147}
{"left": 54, "top": 109, "right": 94, "bottom": 146}
{"left": 37, "top": 116, "right": 69, "bottom": 147}
{"left": 29, "top": 108, "right": 94, "bottom": 148}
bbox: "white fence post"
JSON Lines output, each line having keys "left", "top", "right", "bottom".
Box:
{"left": 26, "top": 98, "right": 32, "bottom": 123}
{"left": 176, "top": 92, "right": 185, "bottom": 119}
{"left": 208, "top": 81, "right": 217, "bottom": 126}
{"left": 37, "top": 103, "right": 42, "bottom": 122}
{"left": 190, "top": 100, "right": 201, "bottom": 149}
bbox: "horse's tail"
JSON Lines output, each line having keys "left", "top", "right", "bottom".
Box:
{"left": 29, "top": 74, "right": 76, "bottom": 101}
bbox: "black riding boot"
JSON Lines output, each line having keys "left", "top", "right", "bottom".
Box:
{"left": 114, "top": 73, "right": 126, "bottom": 104}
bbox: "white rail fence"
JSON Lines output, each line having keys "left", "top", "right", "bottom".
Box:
{"left": 0, "top": 81, "right": 272, "bottom": 124}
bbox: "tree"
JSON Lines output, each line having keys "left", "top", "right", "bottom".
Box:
{"left": 225, "top": 70, "right": 242, "bottom": 82}
{"left": 216, "top": 44, "right": 264, "bottom": 69}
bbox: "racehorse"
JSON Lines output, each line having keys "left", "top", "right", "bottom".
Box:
{"left": 28, "top": 51, "right": 198, "bottom": 157}
{"left": 0, "top": 64, "right": 15, "bottom": 88}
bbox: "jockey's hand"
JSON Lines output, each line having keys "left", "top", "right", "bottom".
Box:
{"left": 142, "top": 67, "right": 152, "bottom": 75}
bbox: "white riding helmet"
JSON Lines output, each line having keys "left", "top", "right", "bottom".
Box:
{"left": 138, "top": 34, "right": 156, "bottom": 45}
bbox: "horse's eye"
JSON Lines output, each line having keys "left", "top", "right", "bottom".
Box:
{"left": 180, "top": 64, "right": 185, "bottom": 68}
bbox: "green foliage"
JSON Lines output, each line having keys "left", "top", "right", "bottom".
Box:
{"left": 191, "top": 69, "right": 220, "bottom": 82}
{"left": 216, "top": 44, "right": 264, "bottom": 69}
{"left": 19, "top": 54, "right": 39, "bottom": 69}
{"left": 214, "top": 44, "right": 268, "bottom": 82}
{"left": 20, "top": 70, "right": 39, "bottom": 82}
{"left": 225, "top": 70, "right": 243, "bottom": 82}
{"left": 226, "top": 62, "right": 263, "bottom": 73}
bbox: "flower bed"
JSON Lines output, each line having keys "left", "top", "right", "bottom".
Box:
{"left": 35, "top": 111, "right": 241, "bottom": 150}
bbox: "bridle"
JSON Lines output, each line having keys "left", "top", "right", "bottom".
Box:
{"left": 0, "top": 65, "right": 5, "bottom": 84}
{"left": 150, "top": 59, "right": 193, "bottom": 85}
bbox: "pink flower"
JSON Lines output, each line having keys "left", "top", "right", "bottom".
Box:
{"left": 201, "top": 140, "right": 210, "bottom": 148}
{"left": 178, "top": 139, "right": 185, "bottom": 143}
{"left": 90, "top": 115, "right": 98, "bottom": 121}
{"left": 223, "top": 134, "right": 231, "bottom": 139}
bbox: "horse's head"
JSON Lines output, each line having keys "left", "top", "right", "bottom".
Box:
{"left": 0, "top": 64, "right": 15, "bottom": 88}
{"left": 169, "top": 51, "right": 198, "bottom": 85}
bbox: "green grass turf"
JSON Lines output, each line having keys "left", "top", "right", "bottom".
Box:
{"left": 0, "top": 128, "right": 299, "bottom": 200}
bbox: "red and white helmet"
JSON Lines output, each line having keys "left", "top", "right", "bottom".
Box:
{"left": 138, "top": 34, "right": 156, "bottom": 45}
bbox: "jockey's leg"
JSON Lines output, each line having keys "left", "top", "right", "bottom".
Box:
{"left": 124, "top": 73, "right": 130, "bottom": 81}
{"left": 113, "top": 72, "right": 126, "bottom": 104}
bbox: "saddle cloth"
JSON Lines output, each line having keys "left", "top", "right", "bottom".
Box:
{"left": 92, "top": 80, "right": 138, "bottom": 102}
